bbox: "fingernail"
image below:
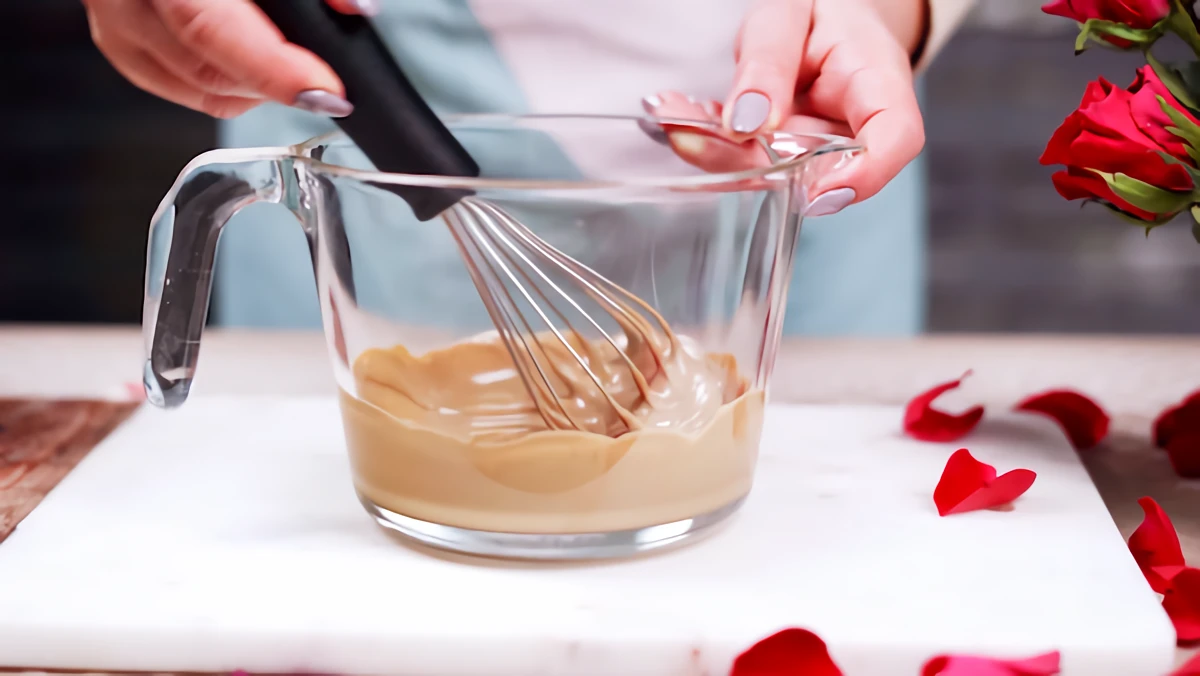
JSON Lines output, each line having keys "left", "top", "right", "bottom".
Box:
{"left": 804, "top": 188, "right": 856, "bottom": 217}
{"left": 347, "top": 0, "right": 380, "bottom": 16}
{"left": 637, "top": 117, "right": 669, "bottom": 145}
{"left": 641, "top": 94, "right": 663, "bottom": 114}
{"left": 731, "top": 91, "right": 770, "bottom": 134}
{"left": 293, "top": 90, "right": 354, "bottom": 117}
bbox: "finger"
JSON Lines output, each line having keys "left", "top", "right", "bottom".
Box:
{"left": 643, "top": 91, "right": 718, "bottom": 122}
{"left": 641, "top": 90, "right": 719, "bottom": 144}
{"left": 97, "top": 37, "right": 262, "bottom": 119}
{"left": 152, "top": 0, "right": 352, "bottom": 116}
{"left": 645, "top": 92, "right": 850, "bottom": 140}
{"left": 767, "top": 115, "right": 853, "bottom": 174}
{"left": 723, "top": 0, "right": 813, "bottom": 136}
{"left": 324, "top": 0, "right": 380, "bottom": 15}
{"left": 803, "top": 41, "right": 923, "bottom": 207}
{"left": 98, "top": 0, "right": 251, "bottom": 97}
{"left": 642, "top": 92, "right": 770, "bottom": 175}
{"left": 779, "top": 114, "right": 852, "bottom": 138}
{"left": 842, "top": 101, "right": 925, "bottom": 200}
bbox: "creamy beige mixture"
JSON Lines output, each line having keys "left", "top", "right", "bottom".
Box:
{"left": 338, "top": 330, "right": 764, "bottom": 534}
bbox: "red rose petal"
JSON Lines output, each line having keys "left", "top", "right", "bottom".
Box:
{"left": 1153, "top": 393, "right": 1200, "bottom": 449}
{"left": 1167, "top": 432, "right": 1200, "bottom": 479}
{"left": 1153, "top": 390, "right": 1200, "bottom": 448}
{"left": 934, "top": 449, "right": 1037, "bottom": 517}
{"left": 904, "top": 371, "right": 985, "bottom": 442}
{"left": 1171, "top": 650, "right": 1200, "bottom": 675}
{"left": 1164, "top": 568, "right": 1200, "bottom": 645}
{"left": 1128, "top": 497, "right": 1186, "bottom": 593}
{"left": 1153, "top": 565, "right": 1190, "bottom": 589}
{"left": 731, "top": 628, "right": 843, "bottom": 676}
{"left": 1014, "top": 389, "right": 1109, "bottom": 450}
{"left": 1154, "top": 404, "right": 1182, "bottom": 448}
{"left": 922, "top": 650, "right": 1061, "bottom": 676}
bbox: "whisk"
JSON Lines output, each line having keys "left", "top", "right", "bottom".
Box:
{"left": 255, "top": 0, "right": 677, "bottom": 436}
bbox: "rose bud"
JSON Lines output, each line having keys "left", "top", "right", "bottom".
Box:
{"left": 1042, "top": 0, "right": 1172, "bottom": 51}
{"left": 1040, "top": 67, "right": 1200, "bottom": 228}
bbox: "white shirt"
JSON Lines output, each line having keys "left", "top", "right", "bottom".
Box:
{"left": 213, "top": 0, "right": 976, "bottom": 333}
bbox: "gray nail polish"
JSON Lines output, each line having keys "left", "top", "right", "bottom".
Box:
{"left": 637, "top": 117, "right": 669, "bottom": 145}
{"left": 731, "top": 91, "right": 770, "bottom": 133}
{"left": 347, "top": 0, "right": 381, "bottom": 16}
{"left": 804, "top": 188, "right": 857, "bottom": 218}
{"left": 293, "top": 90, "right": 354, "bottom": 117}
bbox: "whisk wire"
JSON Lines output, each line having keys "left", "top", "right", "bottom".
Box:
{"left": 466, "top": 202, "right": 649, "bottom": 397}
{"left": 442, "top": 207, "right": 579, "bottom": 430}
{"left": 440, "top": 196, "right": 677, "bottom": 436}
{"left": 475, "top": 201, "right": 675, "bottom": 378}
{"left": 463, "top": 200, "right": 651, "bottom": 433}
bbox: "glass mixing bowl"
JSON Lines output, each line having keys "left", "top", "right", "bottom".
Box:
{"left": 142, "top": 114, "right": 858, "bottom": 559}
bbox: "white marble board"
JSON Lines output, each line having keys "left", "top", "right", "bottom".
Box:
{"left": 0, "top": 397, "right": 1177, "bottom": 675}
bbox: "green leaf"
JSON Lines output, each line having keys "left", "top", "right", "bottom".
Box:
{"left": 1187, "top": 144, "right": 1200, "bottom": 165}
{"left": 1092, "top": 20, "right": 1161, "bottom": 41}
{"left": 1192, "top": 206, "right": 1200, "bottom": 243}
{"left": 1098, "top": 170, "right": 1195, "bottom": 214}
{"left": 1075, "top": 24, "right": 1092, "bottom": 53}
{"left": 1167, "top": 124, "right": 1200, "bottom": 149}
{"left": 1154, "top": 149, "right": 1200, "bottom": 186}
{"left": 1157, "top": 94, "right": 1200, "bottom": 162}
{"left": 1161, "top": 95, "right": 1200, "bottom": 139}
{"left": 1086, "top": 198, "right": 1178, "bottom": 231}
{"left": 1146, "top": 50, "right": 1200, "bottom": 112}
{"left": 1075, "top": 18, "right": 1165, "bottom": 53}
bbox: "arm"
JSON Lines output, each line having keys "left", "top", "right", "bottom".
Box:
{"left": 870, "top": 0, "right": 977, "bottom": 72}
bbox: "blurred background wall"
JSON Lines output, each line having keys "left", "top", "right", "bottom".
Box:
{"left": 925, "top": 0, "right": 1200, "bottom": 332}
{"left": 3, "top": 0, "right": 1199, "bottom": 332}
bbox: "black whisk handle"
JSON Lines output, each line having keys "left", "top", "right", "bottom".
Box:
{"left": 252, "top": 0, "right": 480, "bottom": 220}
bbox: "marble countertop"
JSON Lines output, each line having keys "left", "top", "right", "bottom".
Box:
{"left": 2, "top": 324, "right": 1198, "bottom": 666}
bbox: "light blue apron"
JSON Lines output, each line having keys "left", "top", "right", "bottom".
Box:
{"left": 212, "top": 1, "right": 925, "bottom": 336}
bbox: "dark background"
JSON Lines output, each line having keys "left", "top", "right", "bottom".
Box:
{"left": 1, "top": 1, "right": 211, "bottom": 323}
{"left": 4, "top": 0, "right": 1199, "bottom": 331}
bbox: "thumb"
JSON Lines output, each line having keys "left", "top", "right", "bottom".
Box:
{"left": 724, "top": 0, "right": 813, "bottom": 136}
{"left": 156, "top": 0, "right": 350, "bottom": 115}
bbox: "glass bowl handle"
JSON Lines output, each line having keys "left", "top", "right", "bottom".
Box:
{"left": 142, "top": 149, "right": 288, "bottom": 408}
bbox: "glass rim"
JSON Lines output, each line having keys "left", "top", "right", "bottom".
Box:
{"left": 283, "top": 113, "right": 860, "bottom": 191}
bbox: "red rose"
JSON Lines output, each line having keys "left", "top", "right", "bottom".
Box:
{"left": 1042, "top": 0, "right": 1170, "bottom": 30}
{"left": 1040, "top": 68, "right": 1198, "bottom": 221}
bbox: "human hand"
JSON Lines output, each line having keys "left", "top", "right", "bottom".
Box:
{"left": 645, "top": 0, "right": 926, "bottom": 217}
{"left": 82, "top": 0, "right": 378, "bottom": 119}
